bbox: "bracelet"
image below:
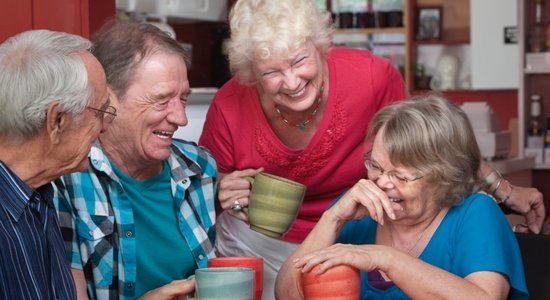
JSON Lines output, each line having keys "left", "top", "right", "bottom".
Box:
{"left": 496, "top": 183, "right": 513, "bottom": 204}
{"left": 484, "top": 169, "right": 499, "bottom": 186}
{"left": 491, "top": 177, "right": 503, "bottom": 195}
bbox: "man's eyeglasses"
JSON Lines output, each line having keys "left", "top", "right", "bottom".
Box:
{"left": 87, "top": 105, "right": 117, "bottom": 124}
{"left": 364, "top": 151, "right": 424, "bottom": 187}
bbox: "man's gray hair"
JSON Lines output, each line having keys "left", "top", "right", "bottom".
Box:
{"left": 0, "top": 30, "right": 92, "bottom": 139}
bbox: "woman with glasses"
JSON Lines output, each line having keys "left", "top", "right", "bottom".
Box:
{"left": 276, "top": 95, "right": 528, "bottom": 299}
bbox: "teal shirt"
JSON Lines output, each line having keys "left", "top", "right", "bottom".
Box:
{"left": 53, "top": 140, "right": 217, "bottom": 300}
{"left": 112, "top": 160, "right": 196, "bottom": 298}
{"left": 337, "top": 193, "right": 528, "bottom": 300}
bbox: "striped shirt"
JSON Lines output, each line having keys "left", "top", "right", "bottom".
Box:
{"left": 0, "top": 161, "right": 76, "bottom": 300}
{"left": 53, "top": 140, "right": 217, "bottom": 300}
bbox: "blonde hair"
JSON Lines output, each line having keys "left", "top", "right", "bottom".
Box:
{"left": 225, "top": 0, "right": 333, "bottom": 85}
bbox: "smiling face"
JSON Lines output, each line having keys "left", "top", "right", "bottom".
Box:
{"left": 253, "top": 41, "right": 325, "bottom": 113}
{"left": 369, "top": 130, "right": 440, "bottom": 223}
{"left": 102, "top": 51, "right": 189, "bottom": 176}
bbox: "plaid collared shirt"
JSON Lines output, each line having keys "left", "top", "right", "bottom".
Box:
{"left": 53, "top": 140, "right": 217, "bottom": 300}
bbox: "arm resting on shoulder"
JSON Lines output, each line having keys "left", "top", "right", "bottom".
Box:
{"left": 479, "top": 160, "right": 545, "bottom": 233}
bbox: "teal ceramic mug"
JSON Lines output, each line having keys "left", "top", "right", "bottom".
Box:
{"left": 194, "top": 267, "right": 254, "bottom": 300}
{"left": 245, "top": 172, "right": 306, "bottom": 238}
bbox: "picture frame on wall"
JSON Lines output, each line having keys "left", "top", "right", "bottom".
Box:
{"left": 417, "top": 6, "right": 442, "bottom": 40}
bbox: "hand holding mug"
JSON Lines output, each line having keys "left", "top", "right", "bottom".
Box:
{"left": 243, "top": 172, "right": 306, "bottom": 238}
{"left": 218, "top": 168, "right": 263, "bottom": 222}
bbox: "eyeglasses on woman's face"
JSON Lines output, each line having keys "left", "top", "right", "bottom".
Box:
{"left": 86, "top": 105, "right": 117, "bottom": 124}
{"left": 364, "top": 151, "right": 424, "bottom": 188}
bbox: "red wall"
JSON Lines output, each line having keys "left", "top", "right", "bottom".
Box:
{"left": 0, "top": 0, "right": 115, "bottom": 42}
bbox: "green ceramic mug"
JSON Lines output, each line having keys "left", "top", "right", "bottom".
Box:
{"left": 194, "top": 267, "right": 255, "bottom": 300}
{"left": 245, "top": 172, "right": 306, "bottom": 238}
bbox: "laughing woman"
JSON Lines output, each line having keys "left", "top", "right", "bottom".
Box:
{"left": 276, "top": 95, "right": 528, "bottom": 300}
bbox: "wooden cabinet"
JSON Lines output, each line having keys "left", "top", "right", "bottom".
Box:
{"left": 0, "top": 0, "right": 115, "bottom": 42}
{"left": 406, "top": 0, "right": 471, "bottom": 92}
{"left": 329, "top": 0, "right": 410, "bottom": 86}
{"left": 518, "top": 0, "right": 550, "bottom": 211}
{"left": 518, "top": 0, "right": 550, "bottom": 166}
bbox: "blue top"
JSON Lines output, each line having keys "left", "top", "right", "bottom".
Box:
{"left": 53, "top": 139, "right": 218, "bottom": 300}
{"left": 0, "top": 161, "right": 76, "bottom": 299}
{"left": 112, "top": 160, "right": 196, "bottom": 298}
{"left": 337, "top": 193, "right": 528, "bottom": 300}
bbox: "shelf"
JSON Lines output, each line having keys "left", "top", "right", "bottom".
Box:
{"left": 534, "top": 163, "right": 550, "bottom": 170}
{"left": 413, "top": 38, "right": 470, "bottom": 46}
{"left": 524, "top": 69, "right": 550, "bottom": 74}
{"left": 334, "top": 27, "right": 406, "bottom": 35}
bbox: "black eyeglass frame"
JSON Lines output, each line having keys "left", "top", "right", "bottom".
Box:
{"left": 86, "top": 105, "right": 117, "bottom": 123}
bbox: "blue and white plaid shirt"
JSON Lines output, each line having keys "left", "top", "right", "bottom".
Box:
{"left": 53, "top": 140, "right": 217, "bottom": 300}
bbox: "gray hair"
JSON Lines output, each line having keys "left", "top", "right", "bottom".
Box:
{"left": 0, "top": 30, "right": 92, "bottom": 139}
{"left": 91, "top": 20, "right": 190, "bottom": 101}
{"left": 367, "top": 94, "right": 483, "bottom": 207}
{"left": 225, "top": 0, "right": 334, "bottom": 85}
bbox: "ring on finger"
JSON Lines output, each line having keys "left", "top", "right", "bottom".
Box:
{"left": 513, "top": 223, "right": 528, "bottom": 232}
{"left": 231, "top": 200, "right": 243, "bottom": 212}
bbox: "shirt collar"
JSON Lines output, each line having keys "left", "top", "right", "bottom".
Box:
{"left": 89, "top": 140, "right": 202, "bottom": 182}
{"left": 0, "top": 161, "right": 40, "bottom": 221}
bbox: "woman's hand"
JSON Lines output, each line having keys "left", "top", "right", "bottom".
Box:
{"left": 294, "top": 243, "right": 387, "bottom": 275}
{"left": 140, "top": 279, "right": 196, "bottom": 300}
{"left": 329, "top": 179, "right": 400, "bottom": 226}
{"left": 217, "top": 168, "right": 263, "bottom": 222}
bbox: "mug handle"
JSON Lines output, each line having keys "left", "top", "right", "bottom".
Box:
{"left": 240, "top": 176, "right": 256, "bottom": 215}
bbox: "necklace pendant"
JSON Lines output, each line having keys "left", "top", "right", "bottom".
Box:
{"left": 296, "top": 123, "right": 306, "bottom": 131}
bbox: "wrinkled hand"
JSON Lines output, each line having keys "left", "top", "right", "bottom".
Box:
{"left": 218, "top": 168, "right": 263, "bottom": 222}
{"left": 330, "top": 179, "right": 400, "bottom": 225}
{"left": 294, "top": 243, "right": 383, "bottom": 275}
{"left": 140, "top": 279, "right": 195, "bottom": 300}
{"left": 504, "top": 185, "right": 545, "bottom": 234}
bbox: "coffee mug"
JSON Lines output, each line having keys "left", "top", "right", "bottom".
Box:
{"left": 194, "top": 267, "right": 254, "bottom": 300}
{"left": 208, "top": 256, "right": 263, "bottom": 300}
{"left": 298, "top": 264, "right": 361, "bottom": 300}
{"left": 245, "top": 172, "right": 306, "bottom": 238}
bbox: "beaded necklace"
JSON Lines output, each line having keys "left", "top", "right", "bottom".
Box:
{"left": 275, "top": 81, "right": 325, "bottom": 131}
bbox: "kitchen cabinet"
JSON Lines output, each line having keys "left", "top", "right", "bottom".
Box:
{"left": 518, "top": 0, "right": 550, "bottom": 211}
{"left": 0, "top": 0, "right": 115, "bottom": 42}
{"left": 329, "top": 0, "right": 410, "bottom": 87}
{"left": 408, "top": 0, "right": 519, "bottom": 91}
{"left": 407, "top": 0, "right": 471, "bottom": 92}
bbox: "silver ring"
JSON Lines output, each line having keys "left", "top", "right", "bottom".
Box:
{"left": 513, "top": 223, "right": 528, "bottom": 232}
{"left": 231, "top": 200, "right": 242, "bottom": 212}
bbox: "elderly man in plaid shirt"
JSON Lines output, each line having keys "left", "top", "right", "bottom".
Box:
{"left": 53, "top": 21, "right": 218, "bottom": 300}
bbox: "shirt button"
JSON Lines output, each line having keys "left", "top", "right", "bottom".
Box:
{"left": 127, "top": 282, "right": 133, "bottom": 289}
{"left": 182, "top": 178, "right": 189, "bottom": 184}
{"left": 198, "top": 254, "right": 204, "bottom": 260}
{"left": 125, "top": 230, "right": 133, "bottom": 238}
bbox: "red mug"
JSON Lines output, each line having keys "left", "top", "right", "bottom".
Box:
{"left": 208, "top": 256, "right": 263, "bottom": 300}
{"left": 298, "top": 264, "right": 361, "bottom": 300}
